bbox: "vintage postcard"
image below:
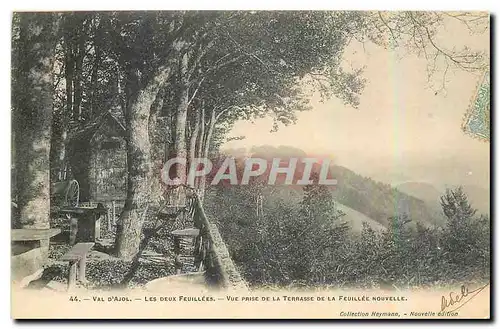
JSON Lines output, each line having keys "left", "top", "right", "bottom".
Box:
{"left": 11, "top": 10, "right": 490, "bottom": 319}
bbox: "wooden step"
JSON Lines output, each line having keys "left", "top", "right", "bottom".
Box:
{"left": 170, "top": 228, "right": 200, "bottom": 237}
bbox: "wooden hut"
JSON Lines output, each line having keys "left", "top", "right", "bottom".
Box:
{"left": 68, "top": 109, "right": 127, "bottom": 204}
{"left": 67, "top": 108, "right": 171, "bottom": 206}
{"left": 88, "top": 114, "right": 127, "bottom": 203}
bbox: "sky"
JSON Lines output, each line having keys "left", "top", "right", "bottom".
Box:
{"left": 222, "top": 14, "right": 490, "bottom": 190}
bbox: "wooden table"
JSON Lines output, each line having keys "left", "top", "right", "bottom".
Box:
{"left": 59, "top": 205, "right": 107, "bottom": 245}
{"left": 12, "top": 228, "right": 61, "bottom": 242}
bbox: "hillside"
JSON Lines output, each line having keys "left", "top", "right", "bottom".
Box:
{"left": 395, "top": 182, "right": 446, "bottom": 226}
{"left": 329, "top": 165, "right": 441, "bottom": 227}
{"left": 395, "top": 181, "right": 490, "bottom": 216}
{"left": 220, "top": 145, "right": 442, "bottom": 228}
{"left": 335, "top": 202, "right": 386, "bottom": 233}
{"left": 395, "top": 182, "right": 443, "bottom": 205}
{"left": 257, "top": 185, "right": 387, "bottom": 233}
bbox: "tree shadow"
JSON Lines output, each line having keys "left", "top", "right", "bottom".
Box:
{"left": 25, "top": 265, "right": 65, "bottom": 290}
{"left": 110, "top": 209, "right": 182, "bottom": 289}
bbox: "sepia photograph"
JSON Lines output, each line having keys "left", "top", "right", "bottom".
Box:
{"left": 10, "top": 8, "right": 490, "bottom": 319}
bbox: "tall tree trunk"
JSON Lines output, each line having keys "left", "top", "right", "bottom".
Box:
{"left": 55, "top": 122, "right": 68, "bottom": 180}
{"left": 56, "top": 19, "right": 74, "bottom": 179}
{"left": 89, "top": 17, "right": 101, "bottom": 119}
{"left": 188, "top": 108, "right": 200, "bottom": 168}
{"left": 196, "top": 106, "right": 205, "bottom": 159}
{"left": 195, "top": 106, "right": 205, "bottom": 189}
{"left": 116, "top": 64, "right": 127, "bottom": 119}
{"left": 172, "top": 52, "right": 189, "bottom": 183}
{"left": 203, "top": 109, "right": 216, "bottom": 159}
{"left": 198, "top": 109, "right": 216, "bottom": 197}
{"left": 114, "top": 66, "right": 171, "bottom": 260}
{"left": 148, "top": 90, "right": 163, "bottom": 146}
{"left": 148, "top": 90, "right": 165, "bottom": 205}
{"left": 64, "top": 14, "right": 74, "bottom": 116}
{"left": 64, "top": 19, "right": 74, "bottom": 116}
{"left": 13, "top": 13, "right": 60, "bottom": 229}
{"left": 72, "top": 17, "right": 85, "bottom": 121}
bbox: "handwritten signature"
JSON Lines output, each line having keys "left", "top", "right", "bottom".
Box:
{"left": 440, "top": 282, "right": 490, "bottom": 312}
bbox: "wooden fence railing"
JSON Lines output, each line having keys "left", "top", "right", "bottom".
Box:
{"left": 189, "top": 194, "right": 248, "bottom": 291}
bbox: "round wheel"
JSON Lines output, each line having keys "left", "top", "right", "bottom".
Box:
{"left": 65, "top": 180, "right": 80, "bottom": 207}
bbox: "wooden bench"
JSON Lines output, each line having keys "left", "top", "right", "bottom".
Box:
{"left": 60, "top": 242, "right": 94, "bottom": 290}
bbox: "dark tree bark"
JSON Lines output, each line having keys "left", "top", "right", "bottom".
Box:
{"left": 54, "top": 15, "right": 75, "bottom": 179}
{"left": 172, "top": 51, "right": 190, "bottom": 183}
{"left": 72, "top": 15, "right": 86, "bottom": 121}
{"left": 203, "top": 109, "right": 216, "bottom": 160}
{"left": 148, "top": 89, "right": 166, "bottom": 205}
{"left": 89, "top": 16, "right": 101, "bottom": 119}
{"left": 196, "top": 106, "right": 205, "bottom": 159}
{"left": 114, "top": 66, "right": 171, "bottom": 260}
{"left": 13, "top": 13, "right": 60, "bottom": 228}
{"left": 148, "top": 89, "right": 164, "bottom": 146}
{"left": 64, "top": 16, "right": 74, "bottom": 117}
{"left": 198, "top": 109, "right": 216, "bottom": 196}
{"left": 188, "top": 107, "right": 200, "bottom": 168}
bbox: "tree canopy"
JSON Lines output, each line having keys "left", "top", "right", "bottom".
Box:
{"left": 11, "top": 11, "right": 488, "bottom": 259}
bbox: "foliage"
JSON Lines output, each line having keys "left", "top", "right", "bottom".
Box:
{"left": 356, "top": 11, "right": 489, "bottom": 93}
{"left": 330, "top": 165, "right": 440, "bottom": 227}
{"left": 440, "top": 187, "right": 490, "bottom": 273}
{"left": 11, "top": 11, "right": 489, "bottom": 257}
{"left": 206, "top": 183, "right": 490, "bottom": 289}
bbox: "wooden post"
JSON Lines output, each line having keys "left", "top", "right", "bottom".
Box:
{"left": 112, "top": 201, "right": 116, "bottom": 225}
{"left": 197, "top": 243, "right": 206, "bottom": 272}
{"left": 94, "top": 214, "right": 101, "bottom": 240}
{"left": 69, "top": 217, "right": 78, "bottom": 246}
{"left": 68, "top": 261, "right": 77, "bottom": 291}
{"left": 39, "top": 238, "right": 50, "bottom": 259}
{"left": 107, "top": 207, "right": 112, "bottom": 231}
{"left": 78, "top": 255, "right": 87, "bottom": 284}
{"left": 173, "top": 236, "right": 182, "bottom": 274}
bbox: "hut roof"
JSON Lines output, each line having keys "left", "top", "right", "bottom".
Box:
{"left": 69, "top": 108, "right": 126, "bottom": 143}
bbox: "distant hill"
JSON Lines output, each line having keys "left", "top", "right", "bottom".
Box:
{"left": 335, "top": 202, "right": 386, "bottom": 233}
{"left": 394, "top": 182, "right": 446, "bottom": 226}
{"left": 327, "top": 165, "right": 441, "bottom": 227}
{"left": 395, "top": 182, "right": 443, "bottom": 205}
{"left": 257, "top": 185, "right": 386, "bottom": 233}
{"left": 462, "top": 185, "right": 490, "bottom": 216}
{"left": 395, "top": 181, "right": 490, "bottom": 217}
{"left": 220, "top": 145, "right": 443, "bottom": 228}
